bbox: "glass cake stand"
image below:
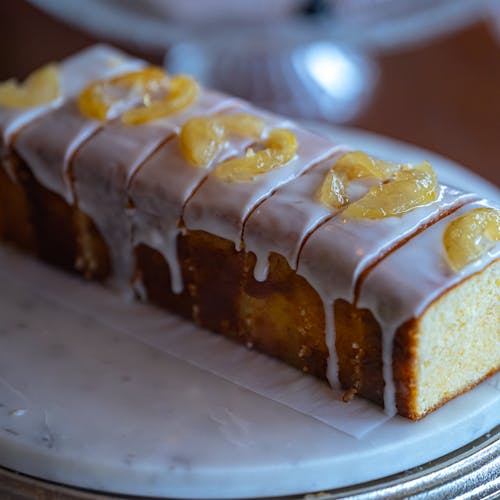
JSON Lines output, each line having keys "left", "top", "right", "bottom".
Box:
{"left": 29, "top": 0, "right": 494, "bottom": 121}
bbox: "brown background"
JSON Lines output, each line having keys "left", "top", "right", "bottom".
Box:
{"left": 1, "top": 0, "right": 499, "bottom": 186}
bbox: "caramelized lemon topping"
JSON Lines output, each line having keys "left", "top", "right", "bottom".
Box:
{"left": 78, "top": 67, "right": 198, "bottom": 124}
{"left": 443, "top": 207, "right": 500, "bottom": 272}
{"left": 318, "top": 151, "right": 438, "bottom": 218}
{"left": 344, "top": 162, "right": 438, "bottom": 219}
{"left": 123, "top": 75, "right": 198, "bottom": 125}
{"left": 0, "top": 64, "right": 60, "bottom": 108}
{"left": 180, "top": 114, "right": 265, "bottom": 167}
{"left": 214, "top": 128, "right": 298, "bottom": 182}
{"left": 333, "top": 151, "right": 398, "bottom": 181}
{"left": 318, "top": 169, "right": 348, "bottom": 209}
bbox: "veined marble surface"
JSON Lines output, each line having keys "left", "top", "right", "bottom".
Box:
{"left": 0, "top": 129, "right": 499, "bottom": 498}
{"left": 0, "top": 246, "right": 498, "bottom": 499}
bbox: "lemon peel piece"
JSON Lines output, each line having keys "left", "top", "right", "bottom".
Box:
{"left": 317, "top": 152, "right": 438, "bottom": 219}
{"left": 214, "top": 128, "right": 297, "bottom": 182}
{"left": 78, "top": 67, "right": 198, "bottom": 124}
{"left": 334, "top": 151, "right": 401, "bottom": 181}
{"left": 123, "top": 75, "right": 198, "bottom": 125}
{"left": 343, "top": 161, "right": 438, "bottom": 219}
{"left": 317, "top": 169, "right": 348, "bottom": 209}
{"left": 443, "top": 207, "right": 500, "bottom": 271}
{"left": 0, "top": 64, "right": 60, "bottom": 109}
{"left": 333, "top": 151, "right": 398, "bottom": 181}
{"left": 318, "top": 151, "right": 405, "bottom": 211}
{"left": 180, "top": 114, "right": 265, "bottom": 167}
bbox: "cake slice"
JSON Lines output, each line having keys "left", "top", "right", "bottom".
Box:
{"left": 355, "top": 201, "right": 499, "bottom": 418}
{"left": 0, "top": 46, "right": 498, "bottom": 420}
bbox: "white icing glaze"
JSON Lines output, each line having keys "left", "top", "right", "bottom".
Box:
{"left": 73, "top": 91, "right": 238, "bottom": 291}
{"left": 357, "top": 199, "right": 500, "bottom": 416}
{"left": 14, "top": 101, "right": 102, "bottom": 202}
{"left": 0, "top": 45, "right": 144, "bottom": 150}
{"left": 183, "top": 124, "right": 341, "bottom": 250}
{"left": 243, "top": 149, "right": 349, "bottom": 282}
{"left": 14, "top": 59, "right": 220, "bottom": 204}
{"left": 297, "top": 186, "right": 477, "bottom": 392}
{"left": 142, "top": 90, "right": 245, "bottom": 137}
{"left": 323, "top": 296, "right": 340, "bottom": 390}
{"left": 129, "top": 105, "right": 275, "bottom": 293}
{"left": 132, "top": 211, "right": 184, "bottom": 294}
{"left": 72, "top": 125, "right": 172, "bottom": 291}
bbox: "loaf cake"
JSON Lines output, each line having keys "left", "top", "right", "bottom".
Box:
{"left": 0, "top": 45, "right": 498, "bottom": 420}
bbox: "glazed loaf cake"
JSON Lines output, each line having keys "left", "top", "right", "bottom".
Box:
{"left": 0, "top": 46, "right": 498, "bottom": 420}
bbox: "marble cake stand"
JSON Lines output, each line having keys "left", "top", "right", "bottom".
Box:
{"left": 0, "top": 129, "right": 498, "bottom": 499}
{"left": 0, "top": 426, "right": 498, "bottom": 499}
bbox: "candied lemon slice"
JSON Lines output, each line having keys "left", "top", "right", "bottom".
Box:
{"left": 78, "top": 67, "right": 198, "bottom": 124}
{"left": 216, "top": 114, "right": 265, "bottom": 138}
{"left": 443, "top": 207, "right": 500, "bottom": 271}
{"left": 334, "top": 151, "right": 383, "bottom": 180}
{"left": 107, "top": 66, "right": 167, "bottom": 89}
{"left": 317, "top": 169, "right": 348, "bottom": 209}
{"left": 214, "top": 128, "right": 297, "bottom": 182}
{"left": 180, "top": 116, "right": 224, "bottom": 167}
{"left": 373, "top": 158, "right": 402, "bottom": 179}
{"left": 0, "top": 64, "right": 59, "bottom": 108}
{"left": 123, "top": 75, "right": 198, "bottom": 125}
{"left": 343, "top": 161, "right": 438, "bottom": 219}
{"left": 317, "top": 151, "right": 403, "bottom": 210}
{"left": 334, "top": 151, "right": 400, "bottom": 181}
{"left": 180, "top": 114, "right": 265, "bottom": 167}
{"left": 78, "top": 66, "right": 167, "bottom": 121}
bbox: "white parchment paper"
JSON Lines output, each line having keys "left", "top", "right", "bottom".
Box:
{"left": 0, "top": 246, "right": 498, "bottom": 440}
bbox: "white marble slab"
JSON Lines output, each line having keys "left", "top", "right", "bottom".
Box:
{"left": 0, "top": 246, "right": 498, "bottom": 499}
{"left": 0, "top": 127, "right": 499, "bottom": 498}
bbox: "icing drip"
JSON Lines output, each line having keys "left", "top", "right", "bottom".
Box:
{"left": 73, "top": 92, "right": 238, "bottom": 292}
{"left": 357, "top": 200, "right": 499, "bottom": 416}
{"left": 381, "top": 340, "right": 396, "bottom": 416}
{"left": 243, "top": 149, "right": 348, "bottom": 282}
{"left": 252, "top": 253, "right": 271, "bottom": 283}
{"left": 323, "top": 298, "right": 340, "bottom": 389}
{"left": 14, "top": 101, "right": 103, "bottom": 203}
{"left": 128, "top": 106, "right": 264, "bottom": 293}
{"left": 73, "top": 124, "right": 175, "bottom": 291}
{"left": 132, "top": 270, "right": 148, "bottom": 301}
{"left": 133, "top": 211, "right": 184, "bottom": 294}
{"left": 183, "top": 123, "right": 340, "bottom": 251}
{"left": 297, "top": 185, "right": 476, "bottom": 391}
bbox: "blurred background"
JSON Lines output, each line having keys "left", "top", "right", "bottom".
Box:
{"left": 0, "top": 0, "right": 498, "bottom": 185}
